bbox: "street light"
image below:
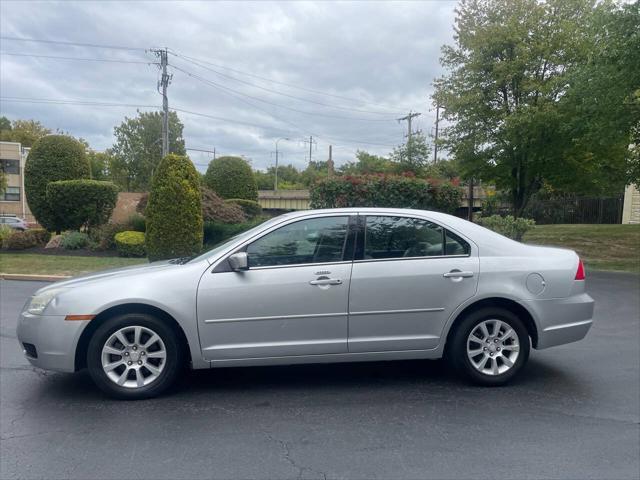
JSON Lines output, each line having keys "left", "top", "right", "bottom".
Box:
{"left": 274, "top": 137, "right": 290, "bottom": 191}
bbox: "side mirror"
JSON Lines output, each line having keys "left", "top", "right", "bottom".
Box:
{"left": 228, "top": 252, "right": 248, "bottom": 271}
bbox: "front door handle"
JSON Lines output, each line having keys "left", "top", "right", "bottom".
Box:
{"left": 443, "top": 270, "right": 474, "bottom": 278}
{"left": 309, "top": 278, "right": 342, "bottom": 286}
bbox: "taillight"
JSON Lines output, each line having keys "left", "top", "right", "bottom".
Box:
{"left": 575, "top": 259, "right": 585, "bottom": 281}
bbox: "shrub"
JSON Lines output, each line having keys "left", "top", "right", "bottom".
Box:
{"left": 310, "top": 174, "right": 462, "bottom": 214}
{"left": 146, "top": 154, "right": 203, "bottom": 261}
{"left": 0, "top": 225, "right": 13, "bottom": 248}
{"left": 203, "top": 217, "right": 265, "bottom": 246}
{"left": 3, "top": 230, "right": 39, "bottom": 250}
{"left": 46, "top": 179, "right": 118, "bottom": 231}
{"left": 89, "top": 223, "right": 127, "bottom": 250}
{"left": 126, "top": 213, "right": 146, "bottom": 232}
{"left": 61, "top": 231, "right": 90, "bottom": 250}
{"left": 114, "top": 231, "right": 146, "bottom": 257}
{"left": 225, "top": 198, "right": 262, "bottom": 218}
{"left": 201, "top": 188, "right": 246, "bottom": 223}
{"left": 204, "top": 156, "right": 258, "bottom": 201}
{"left": 24, "top": 135, "right": 91, "bottom": 232}
{"left": 30, "top": 229, "right": 50, "bottom": 245}
{"left": 477, "top": 215, "right": 535, "bottom": 241}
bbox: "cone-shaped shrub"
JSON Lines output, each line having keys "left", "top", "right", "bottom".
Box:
{"left": 146, "top": 154, "right": 203, "bottom": 261}
{"left": 24, "top": 135, "right": 90, "bottom": 232}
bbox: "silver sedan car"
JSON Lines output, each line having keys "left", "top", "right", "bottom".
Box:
{"left": 16, "top": 208, "right": 594, "bottom": 399}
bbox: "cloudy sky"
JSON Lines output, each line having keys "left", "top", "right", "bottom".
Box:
{"left": 0, "top": 0, "right": 458, "bottom": 172}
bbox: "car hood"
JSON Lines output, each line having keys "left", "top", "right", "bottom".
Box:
{"left": 36, "top": 260, "right": 181, "bottom": 293}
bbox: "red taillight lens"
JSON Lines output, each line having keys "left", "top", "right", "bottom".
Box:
{"left": 575, "top": 259, "right": 585, "bottom": 280}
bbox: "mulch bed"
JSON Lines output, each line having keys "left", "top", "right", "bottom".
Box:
{"left": 2, "top": 247, "right": 120, "bottom": 257}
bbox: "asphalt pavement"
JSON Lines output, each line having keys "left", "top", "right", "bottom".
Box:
{"left": 1, "top": 272, "right": 639, "bottom": 480}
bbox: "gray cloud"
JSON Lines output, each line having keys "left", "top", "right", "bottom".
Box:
{"left": 0, "top": 0, "right": 457, "bottom": 171}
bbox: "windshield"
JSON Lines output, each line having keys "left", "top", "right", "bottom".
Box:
{"left": 186, "top": 216, "right": 285, "bottom": 264}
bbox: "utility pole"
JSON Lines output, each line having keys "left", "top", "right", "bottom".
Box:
{"left": 274, "top": 137, "right": 290, "bottom": 191}
{"left": 303, "top": 136, "right": 316, "bottom": 163}
{"left": 327, "top": 145, "right": 334, "bottom": 176}
{"left": 433, "top": 105, "right": 440, "bottom": 164}
{"left": 152, "top": 48, "right": 172, "bottom": 157}
{"left": 397, "top": 111, "right": 421, "bottom": 141}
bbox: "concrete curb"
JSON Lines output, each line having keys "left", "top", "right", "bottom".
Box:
{"left": 1, "top": 273, "right": 71, "bottom": 282}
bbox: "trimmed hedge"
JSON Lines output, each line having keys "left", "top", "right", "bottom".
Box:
{"left": 204, "top": 156, "right": 258, "bottom": 201}
{"left": 2, "top": 229, "right": 49, "bottom": 250}
{"left": 145, "top": 154, "right": 203, "bottom": 261}
{"left": 225, "top": 198, "right": 262, "bottom": 218}
{"left": 477, "top": 215, "right": 535, "bottom": 241}
{"left": 89, "top": 223, "right": 128, "bottom": 251}
{"left": 115, "top": 231, "right": 146, "bottom": 257}
{"left": 46, "top": 179, "right": 118, "bottom": 231}
{"left": 310, "top": 175, "right": 462, "bottom": 214}
{"left": 24, "top": 135, "right": 91, "bottom": 232}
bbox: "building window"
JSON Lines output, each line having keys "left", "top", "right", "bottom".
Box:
{"left": 0, "top": 159, "right": 20, "bottom": 175}
{"left": 1, "top": 187, "right": 20, "bottom": 202}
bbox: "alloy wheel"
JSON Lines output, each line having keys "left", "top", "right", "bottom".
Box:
{"left": 466, "top": 319, "right": 520, "bottom": 376}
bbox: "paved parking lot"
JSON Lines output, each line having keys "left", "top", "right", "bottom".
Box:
{"left": 1, "top": 272, "right": 639, "bottom": 480}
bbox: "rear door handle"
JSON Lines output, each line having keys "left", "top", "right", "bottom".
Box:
{"left": 443, "top": 271, "right": 474, "bottom": 278}
{"left": 309, "top": 278, "right": 342, "bottom": 286}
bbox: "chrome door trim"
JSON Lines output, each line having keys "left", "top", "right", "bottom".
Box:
{"left": 349, "top": 307, "right": 445, "bottom": 316}
{"left": 203, "top": 338, "right": 345, "bottom": 352}
{"left": 248, "top": 260, "right": 352, "bottom": 271}
{"left": 348, "top": 334, "right": 440, "bottom": 344}
{"left": 203, "top": 311, "right": 346, "bottom": 324}
{"left": 353, "top": 254, "right": 470, "bottom": 264}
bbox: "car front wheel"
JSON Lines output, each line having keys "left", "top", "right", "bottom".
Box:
{"left": 87, "top": 313, "right": 184, "bottom": 399}
{"left": 448, "top": 307, "right": 530, "bottom": 386}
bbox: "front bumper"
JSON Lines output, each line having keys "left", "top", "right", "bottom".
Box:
{"left": 529, "top": 292, "right": 595, "bottom": 349}
{"left": 16, "top": 312, "right": 88, "bottom": 372}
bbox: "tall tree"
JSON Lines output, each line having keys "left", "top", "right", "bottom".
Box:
{"left": 433, "top": 0, "right": 637, "bottom": 216}
{"left": 111, "top": 111, "right": 186, "bottom": 191}
{"left": 390, "top": 132, "right": 431, "bottom": 175}
{"left": 0, "top": 118, "right": 51, "bottom": 147}
{"left": 339, "top": 151, "right": 394, "bottom": 175}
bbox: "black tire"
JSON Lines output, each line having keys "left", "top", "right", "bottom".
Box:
{"left": 87, "top": 313, "right": 184, "bottom": 400}
{"left": 447, "top": 307, "right": 530, "bottom": 386}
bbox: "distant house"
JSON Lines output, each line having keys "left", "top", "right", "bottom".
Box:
{"left": 622, "top": 184, "right": 640, "bottom": 224}
{"left": 0, "top": 141, "right": 33, "bottom": 223}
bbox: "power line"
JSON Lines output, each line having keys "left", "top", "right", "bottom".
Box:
{"left": 171, "top": 51, "right": 400, "bottom": 117}
{"left": 0, "top": 51, "right": 155, "bottom": 64}
{"left": 170, "top": 63, "right": 395, "bottom": 123}
{"left": 1, "top": 96, "right": 158, "bottom": 108}
{"left": 0, "top": 36, "right": 145, "bottom": 51}
{"left": 168, "top": 50, "right": 406, "bottom": 113}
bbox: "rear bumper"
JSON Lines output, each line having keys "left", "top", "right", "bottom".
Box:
{"left": 16, "top": 312, "right": 88, "bottom": 372}
{"left": 528, "top": 293, "right": 595, "bottom": 349}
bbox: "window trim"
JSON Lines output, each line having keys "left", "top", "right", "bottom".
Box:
{"left": 355, "top": 214, "right": 472, "bottom": 262}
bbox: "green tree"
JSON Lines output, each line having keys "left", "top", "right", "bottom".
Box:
{"left": 390, "top": 132, "right": 431, "bottom": 175}
{"left": 87, "top": 150, "right": 114, "bottom": 181}
{"left": 204, "top": 156, "right": 258, "bottom": 200}
{"left": 434, "top": 0, "right": 637, "bottom": 216}
{"left": 111, "top": 111, "right": 186, "bottom": 191}
{"left": 146, "top": 154, "right": 203, "bottom": 261}
{"left": 0, "top": 119, "right": 51, "bottom": 147}
{"left": 339, "top": 151, "right": 394, "bottom": 175}
{"left": 24, "top": 135, "right": 91, "bottom": 233}
{"left": 46, "top": 179, "right": 118, "bottom": 231}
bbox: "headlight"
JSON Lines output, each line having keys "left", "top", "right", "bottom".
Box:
{"left": 26, "top": 288, "right": 67, "bottom": 315}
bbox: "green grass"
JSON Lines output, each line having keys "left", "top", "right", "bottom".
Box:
{"left": 0, "top": 253, "right": 147, "bottom": 276}
{"left": 523, "top": 224, "right": 640, "bottom": 273}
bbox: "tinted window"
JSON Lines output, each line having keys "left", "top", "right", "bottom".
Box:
{"left": 364, "top": 216, "right": 444, "bottom": 259}
{"left": 1, "top": 187, "right": 20, "bottom": 202}
{"left": 247, "top": 216, "right": 349, "bottom": 267}
{"left": 445, "top": 230, "right": 471, "bottom": 255}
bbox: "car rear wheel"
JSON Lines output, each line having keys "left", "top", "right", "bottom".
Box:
{"left": 448, "top": 307, "right": 530, "bottom": 386}
{"left": 87, "top": 313, "right": 184, "bottom": 399}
